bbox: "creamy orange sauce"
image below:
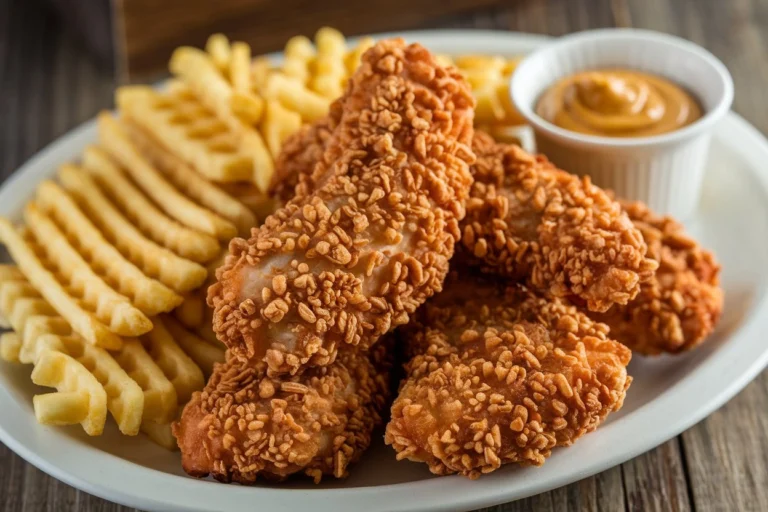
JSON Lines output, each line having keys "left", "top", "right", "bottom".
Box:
{"left": 536, "top": 69, "right": 702, "bottom": 137}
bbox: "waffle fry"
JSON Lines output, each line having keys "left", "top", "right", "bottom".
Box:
{"left": 32, "top": 350, "right": 108, "bottom": 436}
{"left": 141, "top": 418, "right": 178, "bottom": 451}
{"left": 66, "top": 337, "right": 144, "bottom": 435}
{"left": 117, "top": 86, "right": 253, "bottom": 183}
{"left": 261, "top": 100, "right": 303, "bottom": 158}
{"left": 205, "top": 34, "right": 231, "bottom": 73}
{"left": 20, "top": 316, "right": 70, "bottom": 363}
{"left": 310, "top": 27, "right": 347, "bottom": 98}
{"left": 174, "top": 292, "right": 205, "bottom": 329}
{"left": 238, "top": 125, "right": 274, "bottom": 194}
{"left": 162, "top": 316, "right": 224, "bottom": 377}
{"left": 0, "top": 218, "right": 122, "bottom": 350}
{"left": 0, "top": 273, "right": 146, "bottom": 434}
{"left": 112, "top": 338, "right": 178, "bottom": 424}
{"left": 170, "top": 46, "right": 264, "bottom": 126}
{"left": 141, "top": 317, "right": 204, "bottom": 403}
{"left": 230, "top": 42, "right": 252, "bottom": 93}
{"left": 98, "top": 114, "right": 237, "bottom": 241}
{"left": 35, "top": 179, "right": 184, "bottom": 313}
{"left": 282, "top": 35, "right": 314, "bottom": 84}
{"left": 455, "top": 55, "right": 523, "bottom": 127}
{"left": 60, "top": 162, "right": 208, "bottom": 293}
{"left": 0, "top": 265, "right": 23, "bottom": 281}
{"left": 262, "top": 72, "right": 329, "bottom": 122}
{"left": 123, "top": 121, "right": 256, "bottom": 236}
{"left": 0, "top": 332, "right": 21, "bottom": 362}
{"left": 24, "top": 203, "right": 153, "bottom": 336}
{"left": 250, "top": 56, "right": 272, "bottom": 92}
{"left": 78, "top": 148, "right": 219, "bottom": 265}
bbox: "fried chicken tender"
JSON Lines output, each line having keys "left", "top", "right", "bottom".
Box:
{"left": 266, "top": 127, "right": 655, "bottom": 314}
{"left": 174, "top": 339, "right": 393, "bottom": 483}
{"left": 590, "top": 201, "right": 723, "bottom": 355}
{"left": 461, "top": 131, "right": 657, "bottom": 312}
{"left": 268, "top": 117, "right": 333, "bottom": 204}
{"left": 385, "top": 273, "right": 632, "bottom": 478}
{"left": 209, "top": 39, "right": 475, "bottom": 375}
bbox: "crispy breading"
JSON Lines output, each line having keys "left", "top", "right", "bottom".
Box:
{"left": 385, "top": 272, "right": 632, "bottom": 479}
{"left": 209, "top": 39, "right": 475, "bottom": 375}
{"left": 268, "top": 117, "right": 333, "bottom": 204}
{"left": 590, "top": 201, "right": 723, "bottom": 355}
{"left": 173, "top": 340, "right": 393, "bottom": 483}
{"left": 460, "top": 131, "right": 657, "bottom": 312}
{"left": 266, "top": 127, "right": 655, "bottom": 314}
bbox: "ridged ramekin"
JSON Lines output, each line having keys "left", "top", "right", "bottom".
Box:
{"left": 510, "top": 29, "right": 734, "bottom": 219}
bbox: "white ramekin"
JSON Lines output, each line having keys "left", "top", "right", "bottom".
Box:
{"left": 510, "top": 29, "right": 734, "bottom": 219}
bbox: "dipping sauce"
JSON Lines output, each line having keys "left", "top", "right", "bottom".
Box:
{"left": 536, "top": 69, "right": 702, "bottom": 137}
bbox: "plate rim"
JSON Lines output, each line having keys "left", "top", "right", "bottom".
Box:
{"left": 1, "top": 28, "right": 767, "bottom": 512}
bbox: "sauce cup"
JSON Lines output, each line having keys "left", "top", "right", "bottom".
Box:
{"left": 510, "top": 28, "right": 734, "bottom": 219}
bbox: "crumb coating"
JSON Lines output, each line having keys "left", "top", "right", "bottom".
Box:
{"left": 460, "top": 131, "right": 657, "bottom": 312}
{"left": 269, "top": 117, "right": 334, "bottom": 204}
{"left": 266, "top": 128, "right": 655, "bottom": 314}
{"left": 174, "top": 339, "right": 393, "bottom": 483}
{"left": 385, "top": 274, "right": 631, "bottom": 478}
{"left": 209, "top": 39, "right": 475, "bottom": 375}
{"left": 590, "top": 201, "right": 723, "bottom": 355}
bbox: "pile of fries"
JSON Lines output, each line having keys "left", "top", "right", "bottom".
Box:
{"left": 0, "top": 112, "right": 238, "bottom": 446}
{"left": 0, "top": 26, "right": 526, "bottom": 449}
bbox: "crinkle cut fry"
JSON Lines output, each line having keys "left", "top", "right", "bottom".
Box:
{"left": 0, "top": 218, "right": 122, "bottom": 350}
{"left": 385, "top": 274, "right": 632, "bottom": 479}
{"left": 173, "top": 338, "right": 393, "bottom": 484}
{"left": 210, "top": 39, "right": 476, "bottom": 375}
{"left": 460, "top": 131, "right": 657, "bottom": 313}
{"left": 589, "top": 200, "right": 723, "bottom": 355}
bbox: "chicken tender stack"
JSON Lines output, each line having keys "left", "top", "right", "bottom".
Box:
{"left": 462, "top": 131, "right": 657, "bottom": 312}
{"left": 267, "top": 127, "right": 655, "bottom": 313}
{"left": 590, "top": 201, "right": 723, "bottom": 354}
{"left": 209, "top": 39, "right": 476, "bottom": 375}
{"left": 174, "top": 340, "right": 393, "bottom": 483}
{"left": 385, "top": 273, "right": 632, "bottom": 478}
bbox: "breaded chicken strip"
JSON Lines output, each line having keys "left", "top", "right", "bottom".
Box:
{"left": 385, "top": 273, "right": 631, "bottom": 478}
{"left": 267, "top": 128, "right": 655, "bottom": 314}
{"left": 269, "top": 117, "right": 333, "bottom": 204}
{"left": 209, "top": 40, "right": 475, "bottom": 375}
{"left": 461, "top": 131, "right": 657, "bottom": 312}
{"left": 174, "top": 339, "right": 393, "bottom": 483}
{"left": 590, "top": 201, "right": 723, "bottom": 355}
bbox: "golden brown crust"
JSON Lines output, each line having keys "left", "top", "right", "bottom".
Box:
{"left": 268, "top": 118, "right": 334, "bottom": 204}
{"left": 174, "top": 339, "right": 393, "bottom": 483}
{"left": 267, "top": 128, "right": 656, "bottom": 315}
{"left": 209, "top": 39, "right": 475, "bottom": 375}
{"left": 460, "top": 131, "right": 657, "bottom": 313}
{"left": 385, "top": 273, "right": 631, "bottom": 478}
{"left": 590, "top": 201, "right": 723, "bottom": 355}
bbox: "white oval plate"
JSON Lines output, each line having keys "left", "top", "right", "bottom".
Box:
{"left": 1, "top": 30, "right": 767, "bottom": 512}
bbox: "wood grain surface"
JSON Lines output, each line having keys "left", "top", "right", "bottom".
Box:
{"left": 1, "top": 0, "right": 767, "bottom": 510}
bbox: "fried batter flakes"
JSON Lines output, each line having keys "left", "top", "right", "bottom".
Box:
{"left": 386, "top": 274, "right": 631, "bottom": 478}
{"left": 174, "top": 341, "right": 393, "bottom": 483}
{"left": 590, "top": 200, "right": 723, "bottom": 354}
{"left": 460, "top": 131, "right": 657, "bottom": 313}
{"left": 209, "top": 39, "right": 475, "bottom": 375}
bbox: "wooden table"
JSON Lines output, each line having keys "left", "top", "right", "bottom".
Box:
{"left": 1, "top": 0, "right": 767, "bottom": 510}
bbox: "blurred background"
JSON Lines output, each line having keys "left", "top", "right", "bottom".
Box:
{"left": 1, "top": 0, "right": 767, "bottom": 511}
